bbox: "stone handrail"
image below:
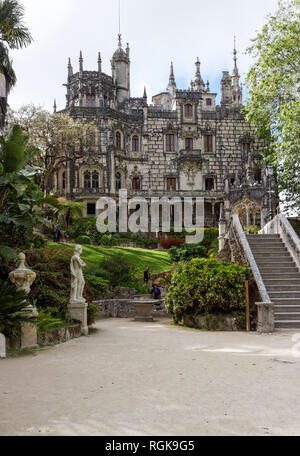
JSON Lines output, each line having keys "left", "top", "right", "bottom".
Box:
{"left": 231, "top": 214, "right": 272, "bottom": 303}
{"left": 259, "top": 213, "right": 300, "bottom": 272}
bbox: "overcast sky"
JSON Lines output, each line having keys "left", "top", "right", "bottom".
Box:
{"left": 8, "top": 0, "right": 279, "bottom": 111}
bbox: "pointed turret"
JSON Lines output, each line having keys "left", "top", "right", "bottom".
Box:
{"left": 68, "top": 58, "right": 73, "bottom": 79}
{"left": 79, "top": 51, "right": 83, "bottom": 73}
{"left": 167, "top": 62, "right": 177, "bottom": 97}
{"left": 111, "top": 34, "right": 130, "bottom": 105}
{"left": 232, "top": 37, "right": 243, "bottom": 107}
{"left": 143, "top": 86, "right": 147, "bottom": 101}
{"left": 194, "top": 57, "right": 205, "bottom": 91}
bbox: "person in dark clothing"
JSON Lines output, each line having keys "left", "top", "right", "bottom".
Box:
{"left": 144, "top": 266, "right": 150, "bottom": 283}
{"left": 55, "top": 228, "right": 61, "bottom": 243}
{"left": 151, "top": 285, "right": 161, "bottom": 300}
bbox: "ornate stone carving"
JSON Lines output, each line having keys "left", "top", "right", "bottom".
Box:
{"left": 9, "top": 253, "right": 36, "bottom": 294}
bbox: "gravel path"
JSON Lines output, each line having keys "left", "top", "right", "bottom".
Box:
{"left": 1, "top": 318, "right": 300, "bottom": 436}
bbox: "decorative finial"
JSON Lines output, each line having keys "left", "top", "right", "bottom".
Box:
{"left": 53, "top": 99, "right": 57, "bottom": 113}
{"left": 143, "top": 86, "right": 147, "bottom": 100}
{"left": 79, "top": 51, "right": 83, "bottom": 73}
{"left": 118, "top": 33, "right": 122, "bottom": 48}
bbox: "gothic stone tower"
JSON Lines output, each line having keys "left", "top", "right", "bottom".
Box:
{"left": 51, "top": 36, "right": 268, "bottom": 227}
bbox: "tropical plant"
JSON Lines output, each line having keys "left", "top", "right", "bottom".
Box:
{"left": 0, "top": 0, "right": 32, "bottom": 127}
{"left": 37, "top": 309, "right": 64, "bottom": 333}
{"left": 0, "top": 280, "right": 37, "bottom": 339}
{"left": 0, "top": 124, "right": 47, "bottom": 260}
{"left": 168, "top": 243, "right": 207, "bottom": 263}
{"left": 245, "top": 0, "right": 300, "bottom": 213}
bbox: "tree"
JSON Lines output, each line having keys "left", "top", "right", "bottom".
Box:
{"left": 6, "top": 105, "right": 98, "bottom": 191}
{"left": 0, "top": 0, "right": 32, "bottom": 129}
{"left": 244, "top": 0, "right": 300, "bottom": 213}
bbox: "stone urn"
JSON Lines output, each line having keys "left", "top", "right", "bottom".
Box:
{"left": 131, "top": 298, "right": 164, "bottom": 322}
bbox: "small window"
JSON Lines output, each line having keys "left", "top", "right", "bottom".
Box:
{"left": 167, "top": 178, "right": 176, "bottom": 192}
{"left": 62, "top": 172, "right": 66, "bottom": 190}
{"left": 184, "top": 104, "right": 193, "bottom": 118}
{"left": 205, "top": 178, "right": 214, "bottom": 191}
{"left": 206, "top": 98, "right": 212, "bottom": 106}
{"left": 132, "top": 177, "right": 141, "bottom": 191}
{"left": 242, "top": 142, "right": 251, "bottom": 154}
{"left": 92, "top": 171, "right": 99, "bottom": 189}
{"left": 230, "top": 178, "right": 236, "bottom": 186}
{"left": 166, "top": 134, "right": 175, "bottom": 152}
{"left": 116, "top": 172, "right": 122, "bottom": 191}
{"left": 132, "top": 135, "right": 139, "bottom": 152}
{"left": 84, "top": 171, "right": 91, "bottom": 189}
{"left": 87, "top": 203, "right": 96, "bottom": 216}
{"left": 185, "top": 137, "right": 193, "bottom": 151}
{"left": 204, "top": 134, "right": 213, "bottom": 153}
{"left": 116, "top": 131, "right": 122, "bottom": 149}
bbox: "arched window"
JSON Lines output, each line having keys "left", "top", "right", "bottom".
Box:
{"left": 62, "top": 172, "right": 66, "bottom": 190}
{"left": 132, "top": 135, "right": 139, "bottom": 152}
{"left": 84, "top": 171, "right": 91, "bottom": 189}
{"left": 92, "top": 171, "right": 99, "bottom": 189}
{"left": 132, "top": 177, "right": 141, "bottom": 191}
{"left": 116, "top": 172, "right": 122, "bottom": 191}
{"left": 185, "top": 137, "right": 193, "bottom": 151}
{"left": 185, "top": 104, "right": 193, "bottom": 118}
{"left": 116, "top": 131, "right": 122, "bottom": 149}
{"left": 166, "top": 134, "right": 175, "bottom": 152}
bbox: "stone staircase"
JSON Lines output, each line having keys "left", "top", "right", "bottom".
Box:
{"left": 247, "top": 234, "right": 300, "bottom": 329}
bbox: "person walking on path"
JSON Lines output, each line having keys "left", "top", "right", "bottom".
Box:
{"left": 144, "top": 266, "right": 150, "bottom": 284}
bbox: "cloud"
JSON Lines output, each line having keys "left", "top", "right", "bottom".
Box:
{"left": 8, "top": 0, "right": 279, "bottom": 111}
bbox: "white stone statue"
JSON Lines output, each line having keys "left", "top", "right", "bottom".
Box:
{"left": 70, "top": 245, "right": 86, "bottom": 303}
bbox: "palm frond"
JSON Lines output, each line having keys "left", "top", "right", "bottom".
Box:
{"left": 0, "top": 0, "right": 33, "bottom": 49}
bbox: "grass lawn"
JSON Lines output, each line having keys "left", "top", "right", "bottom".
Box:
{"left": 48, "top": 243, "right": 172, "bottom": 278}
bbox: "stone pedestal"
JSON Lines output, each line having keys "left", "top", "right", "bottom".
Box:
{"left": 21, "top": 305, "right": 38, "bottom": 349}
{"left": 0, "top": 333, "right": 6, "bottom": 358}
{"left": 256, "top": 302, "right": 275, "bottom": 333}
{"left": 9, "top": 253, "right": 38, "bottom": 349}
{"left": 68, "top": 301, "right": 88, "bottom": 336}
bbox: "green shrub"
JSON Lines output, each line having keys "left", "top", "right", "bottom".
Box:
{"left": 165, "top": 258, "right": 251, "bottom": 324}
{"left": 37, "top": 310, "right": 64, "bottom": 333}
{"left": 85, "top": 275, "right": 110, "bottom": 297}
{"left": 101, "top": 254, "right": 134, "bottom": 286}
{"left": 168, "top": 243, "right": 207, "bottom": 262}
{"left": 76, "top": 235, "right": 92, "bottom": 245}
{"left": 122, "top": 281, "right": 151, "bottom": 295}
{"left": 87, "top": 302, "right": 100, "bottom": 326}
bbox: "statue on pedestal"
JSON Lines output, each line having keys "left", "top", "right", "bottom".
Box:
{"left": 70, "top": 245, "right": 86, "bottom": 303}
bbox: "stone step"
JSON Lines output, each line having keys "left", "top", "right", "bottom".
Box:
{"left": 275, "top": 305, "right": 300, "bottom": 313}
{"left": 256, "top": 258, "right": 294, "bottom": 264}
{"left": 247, "top": 235, "right": 280, "bottom": 239}
{"left": 253, "top": 251, "right": 290, "bottom": 258}
{"left": 264, "top": 278, "right": 300, "bottom": 283}
{"left": 248, "top": 239, "right": 284, "bottom": 244}
{"left": 261, "top": 273, "right": 300, "bottom": 279}
{"left": 271, "top": 298, "right": 300, "bottom": 305}
{"left": 275, "top": 312, "right": 300, "bottom": 321}
{"left": 269, "top": 291, "right": 300, "bottom": 299}
{"left": 259, "top": 269, "right": 300, "bottom": 276}
{"left": 267, "top": 284, "right": 300, "bottom": 292}
{"left": 275, "top": 320, "right": 300, "bottom": 329}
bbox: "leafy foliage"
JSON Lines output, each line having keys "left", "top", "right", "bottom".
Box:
{"left": 165, "top": 259, "right": 251, "bottom": 324}
{"left": 0, "top": 280, "right": 36, "bottom": 338}
{"left": 37, "top": 309, "right": 64, "bottom": 333}
{"left": 244, "top": 0, "right": 300, "bottom": 213}
{"left": 168, "top": 243, "right": 207, "bottom": 262}
{"left": 100, "top": 254, "right": 135, "bottom": 286}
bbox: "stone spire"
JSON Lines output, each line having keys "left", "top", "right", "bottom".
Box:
{"left": 98, "top": 52, "right": 102, "bottom": 73}
{"left": 167, "top": 62, "right": 177, "bottom": 99}
{"left": 143, "top": 86, "right": 147, "bottom": 101}
{"left": 232, "top": 37, "right": 243, "bottom": 107}
{"left": 98, "top": 52, "right": 104, "bottom": 107}
{"left": 79, "top": 51, "right": 83, "bottom": 74}
{"left": 194, "top": 57, "right": 205, "bottom": 91}
{"left": 53, "top": 99, "right": 57, "bottom": 113}
{"left": 68, "top": 58, "right": 73, "bottom": 79}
